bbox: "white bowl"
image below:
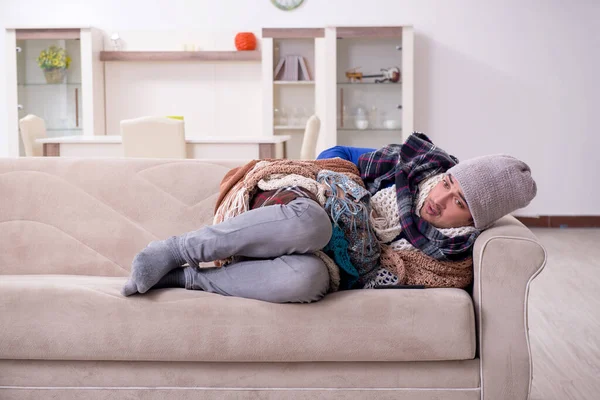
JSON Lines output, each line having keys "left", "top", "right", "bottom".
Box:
{"left": 355, "top": 120, "right": 369, "bottom": 130}
{"left": 384, "top": 120, "right": 400, "bottom": 130}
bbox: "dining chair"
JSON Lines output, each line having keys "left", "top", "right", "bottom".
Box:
{"left": 120, "top": 116, "right": 186, "bottom": 159}
{"left": 299, "top": 115, "right": 321, "bottom": 159}
{"left": 19, "top": 114, "right": 47, "bottom": 157}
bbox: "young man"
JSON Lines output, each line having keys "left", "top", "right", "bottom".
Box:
{"left": 121, "top": 133, "right": 536, "bottom": 303}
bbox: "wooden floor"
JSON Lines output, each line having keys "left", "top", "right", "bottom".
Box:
{"left": 528, "top": 228, "right": 600, "bottom": 400}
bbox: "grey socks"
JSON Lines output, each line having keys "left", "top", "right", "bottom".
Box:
{"left": 121, "top": 237, "right": 186, "bottom": 296}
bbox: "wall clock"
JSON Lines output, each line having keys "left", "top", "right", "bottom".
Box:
{"left": 271, "top": 0, "right": 304, "bottom": 11}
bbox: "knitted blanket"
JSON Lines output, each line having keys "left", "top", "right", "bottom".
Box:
{"left": 211, "top": 149, "right": 476, "bottom": 291}
{"left": 371, "top": 244, "right": 473, "bottom": 289}
{"left": 214, "top": 159, "right": 362, "bottom": 225}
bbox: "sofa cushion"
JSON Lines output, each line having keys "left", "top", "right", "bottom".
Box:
{"left": 0, "top": 158, "right": 242, "bottom": 277}
{"left": 0, "top": 275, "right": 476, "bottom": 362}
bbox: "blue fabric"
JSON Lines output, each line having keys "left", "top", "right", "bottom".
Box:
{"left": 318, "top": 145, "right": 393, "bottom": 189}
{"left": 317, "top": 146, "right": 376, "bottom": 166}
{"left": 323, "top": 225, "right": 360, "bottom": 289}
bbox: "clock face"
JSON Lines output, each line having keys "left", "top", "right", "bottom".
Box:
{"left": 271, "top": 0, "right": 304, "bottom": 11}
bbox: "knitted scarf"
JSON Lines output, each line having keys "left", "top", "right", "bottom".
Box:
{"left": 370, "top": 175, "right": 479, "bottom": 251}
{"left": 364, "top": 170, "right": 477, "bottom": 289}
{"left": 372, "top": 245, "right": 473, "bottom": 289}
{"left": 317, "top": 170, "right": 380, "bottom": 288}
{"left": 214, "top": 159, "right": 362, "bottom": 225}
{"left": 358, "top": 132, "right": 479, "bottom": 261}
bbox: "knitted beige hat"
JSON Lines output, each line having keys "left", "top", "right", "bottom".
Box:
{"left": 447, "top": 155, "right": 537, "bottom": 229}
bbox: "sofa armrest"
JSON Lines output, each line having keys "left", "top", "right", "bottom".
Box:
{"left": 472, "top": 215, "right": 547, "bottom": 400}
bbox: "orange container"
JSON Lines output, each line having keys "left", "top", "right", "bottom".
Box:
{"left": 235, "top": 32, "right": 257, "bottom": 51}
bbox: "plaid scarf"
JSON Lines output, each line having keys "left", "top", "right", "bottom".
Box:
{"left": 358, "top": 132, "right": 479, "bottom": 261}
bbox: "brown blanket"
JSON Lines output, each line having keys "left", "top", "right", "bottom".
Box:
{"left": 379, "top": 244, "right": 473, "bottom": 288}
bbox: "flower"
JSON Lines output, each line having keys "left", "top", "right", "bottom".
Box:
{"left": 37, "top": 46, "right": 72, "bottom": 71}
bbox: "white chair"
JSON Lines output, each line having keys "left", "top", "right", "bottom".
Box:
{"left": 19, "top": 114, "right": 47, "bottom": 157}
{"left": 299, "top": 115, "right": 320, "bottom": 160}
{"left": 120, "top": 116, "right": 186, "bottom": 159}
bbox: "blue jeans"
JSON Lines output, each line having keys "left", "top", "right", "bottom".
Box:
{"left": 174, "top": 198, "right": 332, "bottom": 303}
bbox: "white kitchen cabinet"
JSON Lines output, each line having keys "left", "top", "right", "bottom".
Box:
{"left": 5, "top": 27, "right": 106, "bottom": 157}
{"left": 263, "top": 26, "right": 414, "bottom": 157}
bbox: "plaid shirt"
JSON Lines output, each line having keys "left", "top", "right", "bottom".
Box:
{"left": 358, "top": 132, "right": 478, "bottom": 261}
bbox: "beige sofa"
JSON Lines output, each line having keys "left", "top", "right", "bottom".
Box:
{"left": 0, "top": 157, "right": 546, "bottom": 400}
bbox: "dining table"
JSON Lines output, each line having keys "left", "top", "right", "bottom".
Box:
{"left": 36, "top": 135, "right": 292, "bottom": 159}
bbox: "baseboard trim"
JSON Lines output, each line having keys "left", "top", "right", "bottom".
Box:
{"left": 515, "top": 216, "right": 600, "bottom": 228}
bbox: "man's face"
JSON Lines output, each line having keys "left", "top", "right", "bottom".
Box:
{"left": 419, "top": 174, "right": 474, "bottom": 229}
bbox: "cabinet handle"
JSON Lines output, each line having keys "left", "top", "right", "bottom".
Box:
{"left": 75, "top": 88, "right": 79, "bottom": 127}
{"left": 17, "top": 104, "right": 23, "bottom": 110}
{"left": 340, "top": 88, "right": 344, "bottom": 128}
{"left": 397, "top": 104, "right": 403, "bottom": 109}
{"left": 16, "top": 47, "right": 22, "bottom": 53}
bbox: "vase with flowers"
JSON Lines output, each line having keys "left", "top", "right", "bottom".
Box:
{"left": 37, "top": 45, "right": 72, "bottom": 84}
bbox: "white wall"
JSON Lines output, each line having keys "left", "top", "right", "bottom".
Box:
{"left": 1, "top": 0, "right": 598, "bottom": 216}
{"left": 101, "top": 30, "right": 262, "bottom": 138}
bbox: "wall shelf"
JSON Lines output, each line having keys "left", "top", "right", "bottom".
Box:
{"left": 274, "top": 81, "right": 315, "bottom": 85}
{"left": 336, "top": 27, "right": 403, "bottom": 39}
{"left": 337, "top": 82, "right": 401, "bottom": 86}
{"left": 274, "top": 125, "right": 306, "bottom": 130}
{"left": 338, "top": 128, "right": 402, "bottom": 132}
{"left": 18, "top": 83, "right": 82, "bottom": 87}
{"left": 100, "top": 51, "right": 261, "bottom": 62}
{"left": 263, "top": 28, "right": 325, "bottom": 39}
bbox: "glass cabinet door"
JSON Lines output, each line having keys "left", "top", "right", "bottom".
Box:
{"left": 336, "top": 35, "right": 403, "bottom": 149}
{"left": 16, "top": 38, "right": 83, "bottom": 140}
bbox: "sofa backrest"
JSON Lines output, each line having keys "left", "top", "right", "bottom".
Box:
{"left": 0, "top": 157, "right": 244, "bottom": 276}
